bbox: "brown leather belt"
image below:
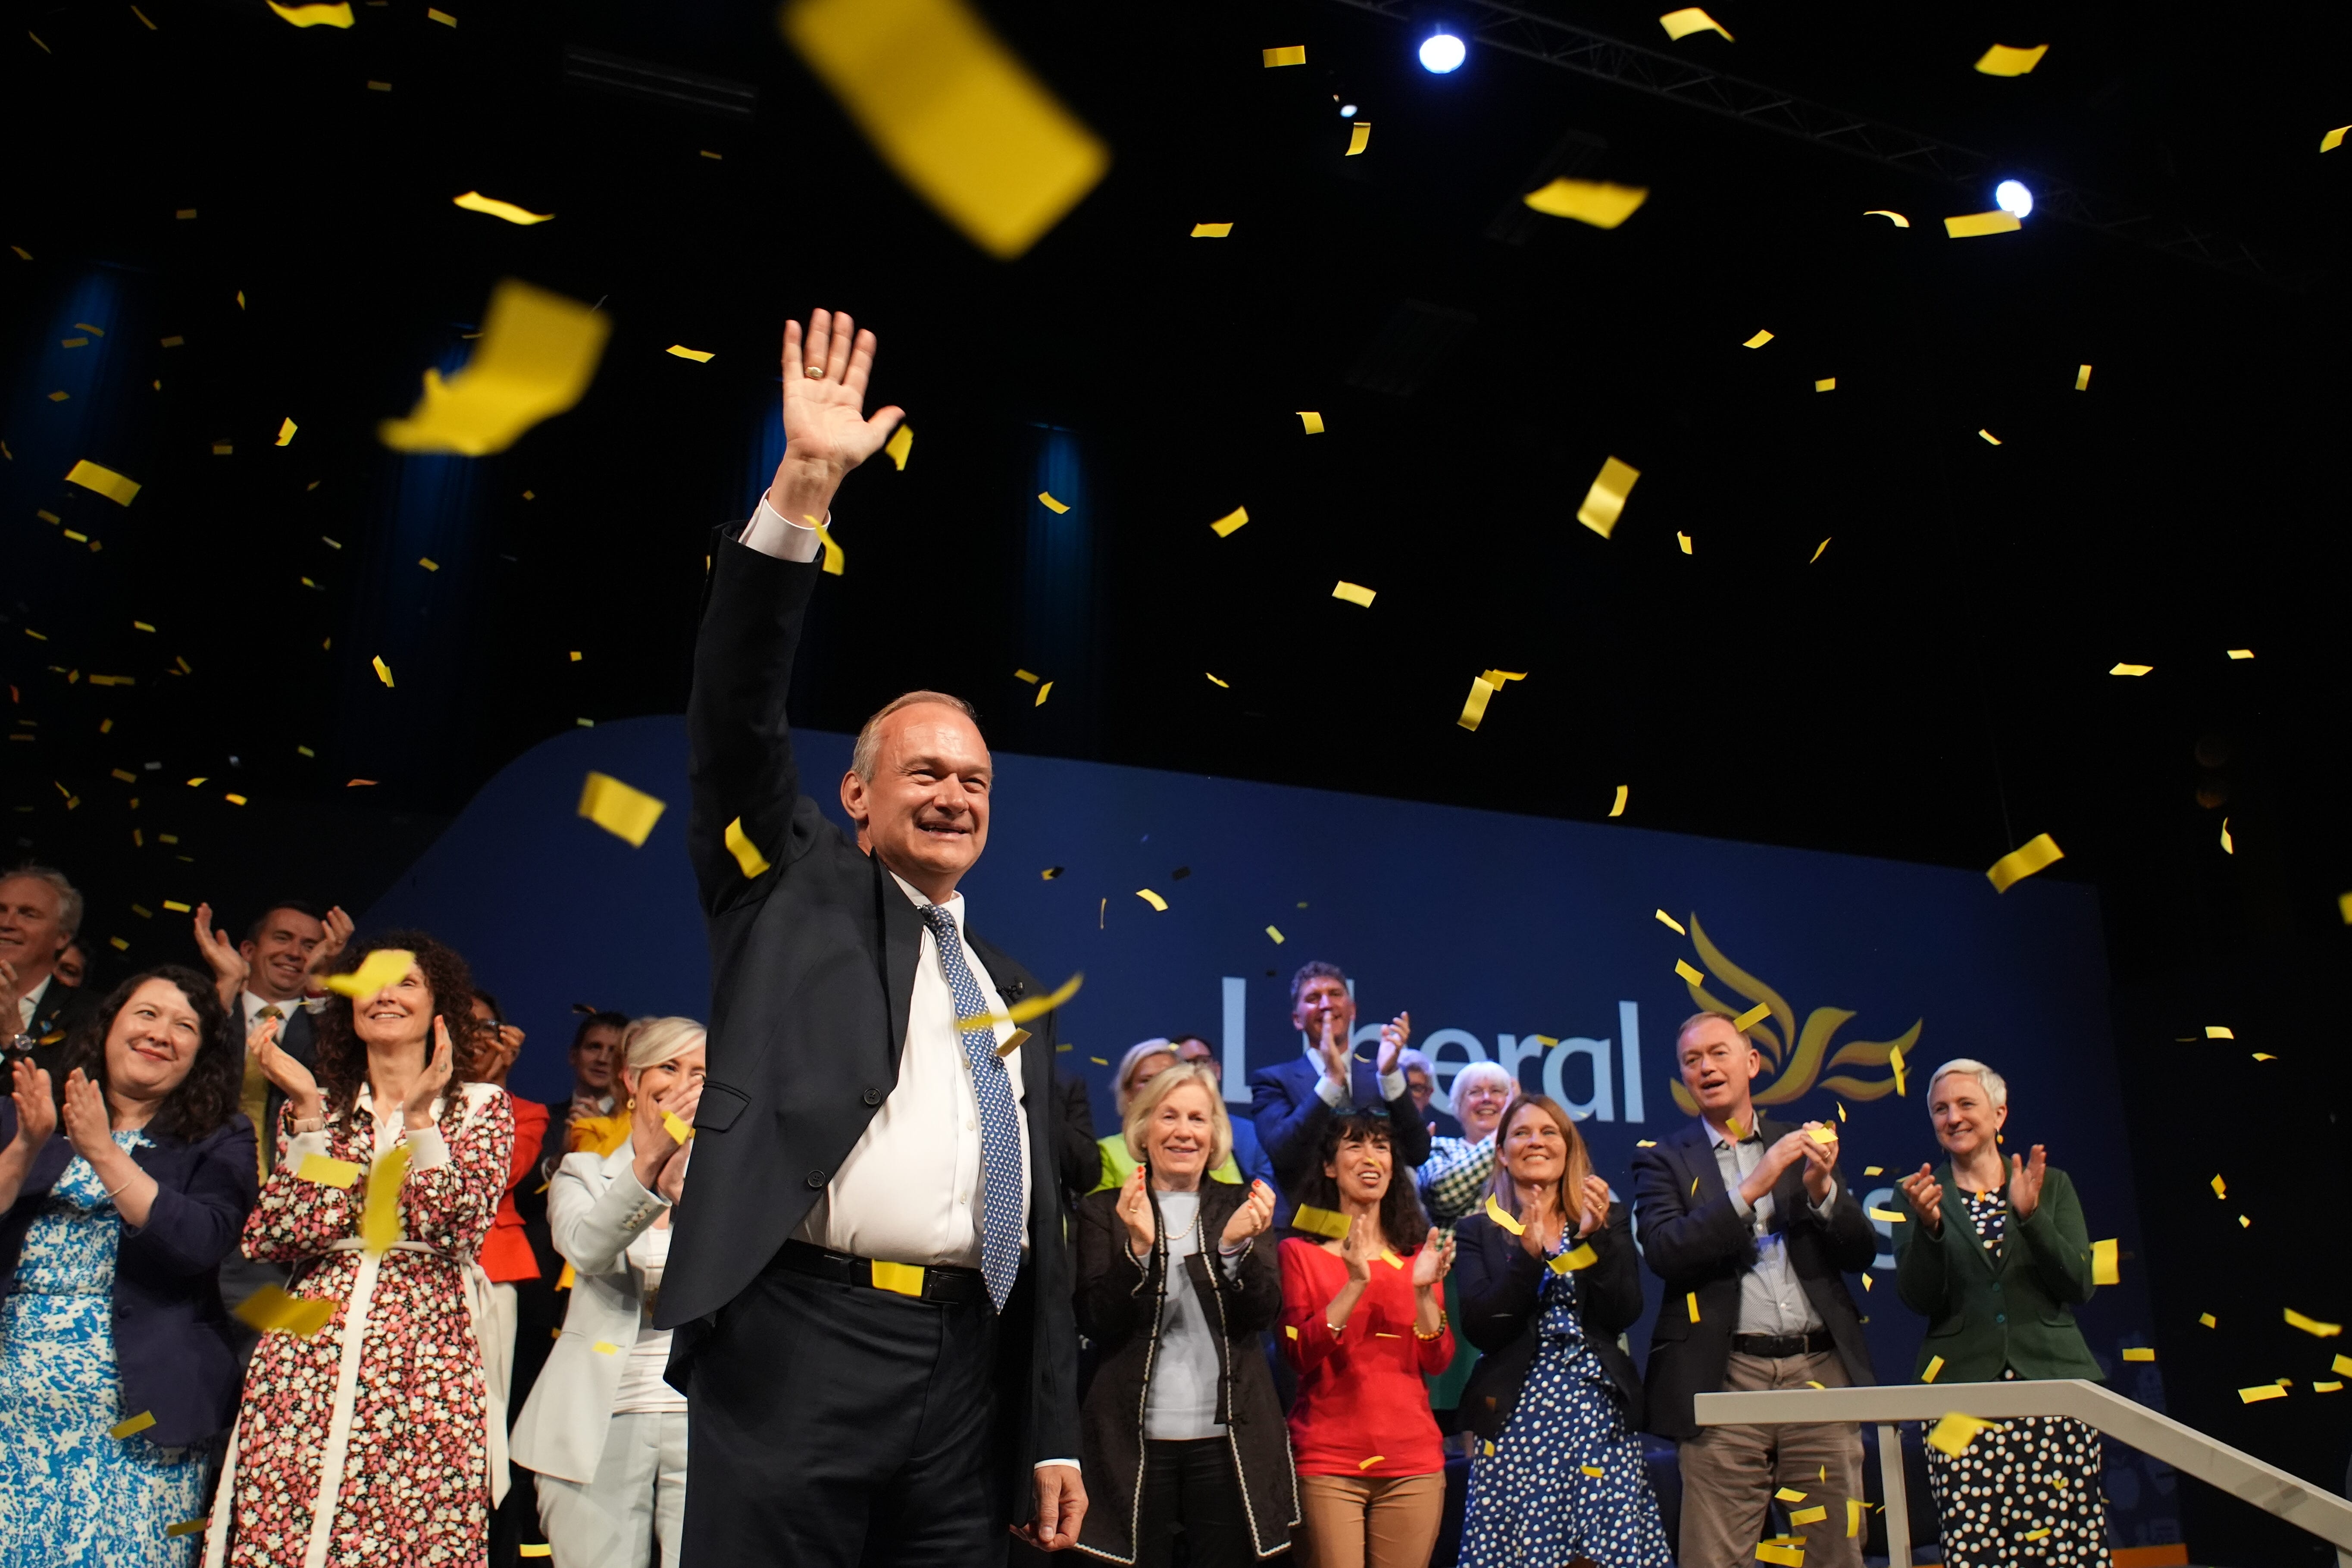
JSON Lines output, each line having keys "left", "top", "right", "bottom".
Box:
{"left": 1731, "top": 1330, "right": 1835, "bottom": 1358}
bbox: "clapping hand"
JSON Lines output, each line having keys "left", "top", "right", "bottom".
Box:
{"left": 1410, "top": 1226, "right": 1454, "bottom": 1289}
{"left": 1796, "top": 1121, "right": 1839, "bottom": 1203}
{"left": 1375, "top": 1012, "right": 1412, "bottom": 1075}
{"left": 7, "top": 1058, "right": 55, "bottom": 1153}
{"left": 191, "top": 903, "right": 249, "bottom": 1002}
{"left": 1116, "top": 1164, "right": 1157, "bottom": 1257}
{"left": 59, "top": 1068, "right": 113, "bottom": 1164}
{"left": 248, "top": 1014, "right": 322, "bottom": 1126}
{"left": 1575, "top": 1173, "right": 1613, "bottom": 1237}
{"left": 1316, "top": 1014, "right": 1351, "bottom": 1094}
{"left": 402, "top": 1017, "right": 455, "bottom": 1131}
{"left": 1340, "top": 1213, "right": 1382, "bottom": 1283}
{"left": 2008, "top": 1143, "right": 2047, "bottom": 1220}
{"left": 1898, "top": 1164, "right": 1945, "bottom": 1234}
{"left": 629, "top": 1069, "right": 704, "bottom": 1196}
{"left": 1219, "top": 1179, "right": 1275, "bottom": 1251}
{"left": 304, "top": 908, "right": 355, "bottom": 986}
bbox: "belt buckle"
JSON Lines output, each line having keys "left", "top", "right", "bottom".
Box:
{"left": 871, "top": 1260, "right": 926, "bottom": 1298}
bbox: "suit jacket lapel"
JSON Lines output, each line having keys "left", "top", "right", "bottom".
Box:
{"left": 1678, "top": 1119, "right": 1728, "bottom": 1211}
{"left": 1940, "top": 1164, "right": 1997, "bottom": 1274}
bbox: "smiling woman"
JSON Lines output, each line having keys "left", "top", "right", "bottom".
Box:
{"left": 0, "top": 965, "right": 256, "bottom": 1567}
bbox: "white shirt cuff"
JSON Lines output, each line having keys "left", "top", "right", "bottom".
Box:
{"left": 405, "top": 1125, "right": 452, "bottom": 1172}
{"left": 1728, "top": 1186, "right": 1755, "bottom": 1220}
{"left": 741, "top": 492, "right": 826, "bottom": 563}
{"left": 1377, "top": 1069, "right": 1408, "bottom": 1104}
{"left": 1034, "top": 1459, "right": 1080, "bottom": 1471}
{"left": 1314, "top": 1074, "right": 1350, "bottom": 1109}
{"left": 285, "top": 1129, "right": 332, "bottom": 1164}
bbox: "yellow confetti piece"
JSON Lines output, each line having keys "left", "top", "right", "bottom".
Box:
{"left": 2198, "top": 1312, "right": 2216, "bottom": 1327}
{"left": 367, "top": 80, "right": 391, "bottom": 91}
{"left": 1974, "top": 42, "right": 2048, "bottom": 75}
{"left": 1674, "top": 959, "right": 1705, "bottom": 986}
{"left": 1262, "top": 44, "right": 1305, "bottom": 66}
{"left": 1928, "top": 1412, "right": 1989, "bottom": 1455}
{"left": 452, "top": 190, "right": 555, "bottom": 226}
{"left": 1379, "top": 1248, "right": 1407, "bottom": 1271}
{"left": 2024, "top": 1528, "right": 2051, "bottom": 1541}
{"left": 1731, "top": 1001, "right": 1771, "bottom": 1033}
{"left": 2219, "top": 818, "right": 2233, "bottom": 854}
{"left": 2110, "top": 663, "right": 2152, "bottom": 676}
{"left": 2252, "top": 1052, "right": 2275, "bottom": 1061}
{"left": 813, "top": 520, "right": 846, "bottom": 575}
{"left": 520, "top": 1547, "right": 551, "bottom": 1558}
{"left": 361, "top": 1142, "right": 412, "bottom": 1255}
{"left": 1610, "top": 784, "right": 1628, "bottom": 817}
{"left": 1659, "top": 6, "right": 1732, "bottom": 40}
{"left": 381, "top": 280, "right": 610, "bottom": 457}
{"left": 326, "top": 948, "right": 415, "bottom": 999}
{"left": 267, "top": 0, "right": 354, "bottom": 24}
{"left": 1848, "top": 1498, "right": 1864, "bottom": 1537}
{"left": 1986, "top": 833, "right": 2063, "bottom": 892}
{"left": 1978, "top": 429, "right": 2002, "bottom": 446}
{"left": 882, "top": 423, "right": 914, "bottom": 471}
{"left": 427, "top": 6, "right": 455, "bottom": 22}
{"left": 1867, "top": 1207, "right": 1907, "bottom": 1223}
{"left": 2210, "top": 1174, "right": 2228, "bottom": 1199}
{"left": 1815, "top": 377, "right": 1836, "bottom": 392}
{"left": 2238, "top": 1214, "right": 2251, "bottom": 1228}
{"left": 1789, "top": 1505, "right": 1827, "bottom": 1526}
{"left": 2202, "top": 1025, "right": 2238, "bottom": 1040}
{"left": 275, "top": 416, "right": 298, "bottom": 447}
{"left": 1580, "top": 1464, "right": 1605, "bottom": 1477}
{"left": 956, "top": 970, "right": 1083, "bottom": 1030}
{"left": 418, "top": 557, "right": 440, "bottom": 573}
{"left": 666, "top": 345, "right": 715, "bottom": 362}
{"left": 2317, "top": 1381, "right": 2345, "bottom": 1393}
{"left": 1686, "top": 1293, "right": 1700, "bottom": 1323}
{"left": 1038, "top": 491, "right": 1070, "bottom": 513}
{"left": 1807, "top": 1124, "right": 1838, "bottom": 1145}
{"left": 110, "top": 1410, "right": 158, "bottom": 1439}
{"left": 1265, "top": 925, "right": 1284, "bottom": 943}
{"left": 1483, "top": 1193, "right": 1525, "bottom": 1236}
{"left": 1346, "top": 122, "right": 1371, "bottom": 156}
{"left": 1576, "top": 455, "right": 1640, "bottom": 537}
{"left": 370, "top": 654, "right": 395, "bottom": 688}
{"left": 1862, "top": 210, "right": 1911, "bottom": 228}
{"left": 592, "top": 1339, "right": 622, "bottom": 1354}
{"left": 1655, "top": 909, "right": 1685, "bottom": 934}
{"left": 65, "top": 459, "right": 141, "bottom": 507}
{"left": 2227, "top": 648, "right": 2256, "bottom": 660}
{"left": 1210, "top": 505, "right": 1249, "bottom": 537}
{"left": 2091, "top": 1238, "right": 2119, "bottom": 1285}
{"left": 1523, "top": 178, "right": 1648, "bottom": 229}
{"left": 662, "top": 1110, "right": 696, "bottom": 1143}
{"left": 1034, "top": 679, "right": 1052, "bottom": 707}
{"left": 577, "top": 772, "right": 666, "bottom": 847}
{"left": 1190, "top": 222, "right": 1236, "bottom": 238}
{"left": 2075, "top": 364, "right": 2093, "bottom": 391}
{"left": 1890, "top": 1042, "right": 1907, "bottom": 1096}
{"left": 1284, "top": 1324, "right": 1298, "bottom": 1339}
{"left": 2121, "top": 1347, "right": 2155, "bottom": 1361}
{"left": 1945, "top": 210, "right": 2022, "bottom": 239}
{"left": 167, "top": 1519, "right": 209, "bottom": 1538}
{"left": 1862, "top": 1272, "right": 1873, "bottom": 1290}
{"left": 233, "top": 1283, "right": 336, "bottom": 1337}
{"left": 1743, "top": 329, "right": 1773, "bottom": 348}
{"left": 1204, "top": 673, "right": 1231, "bottom": 689}
{"left": 2239, "top": 1383, "right": 2288, "bottom": 1404}
{"left": 1756, "top": 1545, "right": 1803, "bottom": 1567}
{"left": 1922, "top": 1355, "right": 1945, "bottom": 1383}
{"left": 1297, "top": 411, "right": 1324, "bottom": 434}
{"left": 1676, "top": 531, "right": 1693, "bottom": 554}
{"left": 1135, "top": 889, "right": 1168, "bottom": 911}
{"left": 1458, "top": 676, "right": 1497, "bottom": 731}
{"left": 163, "top": 900, "right": 189, "bottom": 912}
{"left": 295, "top": 1153, "right": 362, "bottom": 1188}
{"left": 1331, "top": 581, "right": 1376, "bottom": 607}
{"left": 2286, "top": 1309, "right": 2343, "bottom": 1338}
{"left": 1294, "top": 1205, "right": 1351, "bottom": 1240}
{"left": 723, "top": 817, "right": 771, "bottom": 879}
{"left": 2324, "top": 126, "right": 2349, "bottom": 153}
{"left": 1358, "top": 1456, "right": 1385, "bottom": 1470}
{"left": 61, "top": 336, "right": 88, "bottom": 348}
{"left": 1551, "top": 1243, "right": 1598, "bottom": 1273}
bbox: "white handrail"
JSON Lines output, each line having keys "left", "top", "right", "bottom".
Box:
{"left": 1693, "top": 1379, "right": 2352, "bottom": 1568}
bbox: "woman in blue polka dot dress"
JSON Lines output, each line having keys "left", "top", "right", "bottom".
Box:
{"left": 1453, "top": 1093, "right": 1670, "bottom": 1568}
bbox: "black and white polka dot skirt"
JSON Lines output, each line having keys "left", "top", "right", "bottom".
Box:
{"left": 1924, "top": 1414, "right": 2111, "bottom": 1568}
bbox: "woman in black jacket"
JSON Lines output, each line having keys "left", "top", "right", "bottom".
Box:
{"left": 1452, "top": 1093, "right": 1671, "bottom": 1568}
{"left": 1073, "top": 1063, "right": 1292, "bottom": 1565}
{"left": 0, "top": 965, "right": 255, "bottom": 1565}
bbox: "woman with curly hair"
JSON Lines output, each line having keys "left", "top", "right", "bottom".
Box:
{"left": 206, "top": 932, "right": 514, "bottom": 1568}
{"left": 1279, "top": 1109, "right": 1454, "bottom": 1568}
{"left": 0, "top": 966, "right": 254, "bottom": 1566}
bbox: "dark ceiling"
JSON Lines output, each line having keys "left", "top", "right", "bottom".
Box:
{"left": 7, "top": 0, "right": 2351, "bottom": 987}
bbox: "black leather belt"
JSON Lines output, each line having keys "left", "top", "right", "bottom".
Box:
{"left": 1731, "top": 1330, "right": 1835, "bottom": 1358}
{"left": 771, "top": 1239, "right": 988, "bottom": 1304}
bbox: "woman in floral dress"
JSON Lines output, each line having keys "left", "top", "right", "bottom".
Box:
{"left": 207, "top": 932, "right": 513, "bottom": 1568}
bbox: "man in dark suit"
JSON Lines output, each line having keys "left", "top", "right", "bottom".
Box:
{"left": 660, "top": 307, "right": 1083, "bottom": 1566}
{"left": 1631, "top": 1010, "right": 1878, "bottom": 1568}
{"left": 3, "top": 865, "right": 96, "bottom": 1077}
{"left": 1248, "top": 960, "right": 1429, "bottom": 1222}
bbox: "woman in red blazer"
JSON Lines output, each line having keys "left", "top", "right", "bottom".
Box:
{"left": 1279, "top": 1108, "right": 1455, "bottom": 1568}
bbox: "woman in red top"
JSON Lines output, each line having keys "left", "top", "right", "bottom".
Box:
{"left": 1279, "top": 1108, "right": 1455, "bottom": 1568}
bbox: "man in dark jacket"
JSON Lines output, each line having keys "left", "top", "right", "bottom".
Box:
{"left": 660, "top": 307, "right": 1083, "bottom": 1566}
{"left": 1631, "top": 1010, "right": 1878, "bottom": 1568}
{"left": 1247, "top": 961, "right": 1427, "bottom": 1225}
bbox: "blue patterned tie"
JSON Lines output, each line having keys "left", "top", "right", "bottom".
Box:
{"left": 919, "top": 904, "right": 1025, "bottom": 1311}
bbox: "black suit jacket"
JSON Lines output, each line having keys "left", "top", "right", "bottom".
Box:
{"left": 1630, "top": 1115, "right": 1878, "bottom": 1438}
{"left": 1248, "top": 1052, "right": 1429, "bottom": 1224}
{"left": 24, "top": 977, "right": 97, "bottom": 1078}
{"left": 1455, "top": 1201, "right": 1647, "bottom": 1438}
{"left": 661, "top": 534, "right": 1080, "bottom": 1477}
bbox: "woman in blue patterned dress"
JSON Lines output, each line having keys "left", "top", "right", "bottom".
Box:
{"left": 1453, "top": 1093, "right": 1671, "bottom": 1568}
{"left": 0, "top": 966, "right": 256, "bottom": 1567}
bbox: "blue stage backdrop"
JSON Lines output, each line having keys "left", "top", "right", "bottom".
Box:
{"left": 363, "top": 714, "right": 2181, "bottom": 1551}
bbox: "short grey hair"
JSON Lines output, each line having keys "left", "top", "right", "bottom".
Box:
{"left": 622, "top": 1015, "right": 706, "bottom": 1074}
{"left": 1451, "top": 1060, "right": 1516, "bottom": 1099}
{"left": 850, "top": 691, "right": 981, "bottom": 781}
{"left": 3, "top": 864, "right": 82, "bottom": 942}
{"left": 1927, "top": 1057, "right": 2008, "bottom": 1110}
{"left": 1396, "top": 1048, "right": 1434, "bottom": 1080}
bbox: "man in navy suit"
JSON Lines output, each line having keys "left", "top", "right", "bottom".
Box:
{"left": 1247, "top": 961, "right": 1429, "bottom": 1221}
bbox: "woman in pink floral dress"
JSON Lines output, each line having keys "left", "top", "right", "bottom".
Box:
{"left": 206, "top": 932, "right": 514, "bottom": 1568}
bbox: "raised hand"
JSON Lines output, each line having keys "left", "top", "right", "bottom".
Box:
{"left": 1576, "top": 1173, "right": 1613, "bottom": 1237}
{"left": 1341, "top": 1213, "right": 1381, "bottom": 1282}
{"left": 767, "top": 309, "right": 906, "bottom": 522}
{"left": 59, "top": 1067, "right": 113, "bottom": 1163}
{"left": 190, "top": 903, "right": 249, "bottom": 1004}
{"left": 1317, "top": 1014, "right": 1351, "bottom": 1093}
{"left": 1376, "top": 1011, "right": 1412, "bottom": 1076}
{"left": 1220, "top": 1179, "right": 1276, "bottom": 1250}
{"left": 1117, "top": 1164, "right": 1157, "bottom": 1257}
{"left": 655, "top": 1139, "right": 692, "bottom": 1204}
{"left": 7, "top": 1058, "right": 56, "bottom": 1152}
{"left": 1898, "top": 1163, "right": 1945, "bottom": 1234}
{"left": 1410, "top": 1226, "right": 1454, "bottom": 1289}
{"left": 630, "top": 1070, "right": 701, "bottom": 1192}
{"left": 248, "top": 1014, "right": 322, "bottom": 1124}
{"left": 1797, "top": 1122, "right": 1839, "bottom": 1203}
{"left": 403, "top": 1017, "right": 455, "bottom": 1130}
{"left": 305, "top": 907, "right": 355, "bottom": 983}
{"left": 2008, "top": 1143, "right": 2047, "bottom": 1220}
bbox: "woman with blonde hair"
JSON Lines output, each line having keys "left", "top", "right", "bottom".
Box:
{"left": 512, "top": 1017, "right": 707, "bottom": 1568}
{"left": 1072, "top": 1062, "right": 1288, "bottom": 1564}
{"left": 1093, "top": 1039, "right": 1246, "bottom": 1192}
{"left": 1453, "top": 1093, "right": 1667, "bottom": 1567}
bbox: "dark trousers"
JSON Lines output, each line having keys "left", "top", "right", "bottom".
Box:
{"left": 681, "top": 1265, "right": 1003, "bottom": 1567}
{"left": 1137, "top": 1438, "right": 1256, "bottom": 1568}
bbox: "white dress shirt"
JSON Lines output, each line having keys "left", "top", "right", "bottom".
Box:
{"left": 238, "top": 989, "right": 317, "bottom": 1035}
{"left": 16, "top": 974, "right": 51, "bottom": 1031}
{"left": 1299, "top": 1032, "right": 1411, "bottom": 1109}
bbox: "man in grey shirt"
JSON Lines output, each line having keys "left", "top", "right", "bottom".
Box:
{"left": 1632, "top": 1011, "right": 1879, "bottom": 1568}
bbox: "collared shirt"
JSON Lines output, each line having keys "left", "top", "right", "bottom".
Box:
{"left": 1296, "top": 1032, "right": 1411, "bottom": 1110}
{"left": 791, "top": 870, "right": 1031, "bottom": 1269}
{"left": 1710, "top": 1122, "right": 1830, "bottom": 1336}
{"left": 16, "top": 974, "right": 51, "bottom": 1031}
{"left": 238, "top": 989, "right": 317, "bottom": 1037}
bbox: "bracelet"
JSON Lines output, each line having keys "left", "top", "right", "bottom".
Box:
{"left": 1324, "top": 1319, "right": 1346, "bottom": 1338}
{"left": 1414, "top": 1308, "right": 1449, "bottom": 1342}
{"left": 104, "top": 1174, "right": 138, "bottom": 1200}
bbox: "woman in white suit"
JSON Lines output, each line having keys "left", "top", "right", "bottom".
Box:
{"left": 511, "top": 1017, "right": 705, "bottom": 1568}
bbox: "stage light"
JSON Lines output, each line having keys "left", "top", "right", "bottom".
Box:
{"left": 1340, "top": 103, "right": 1358, "bottom": 117}
{"left": 1995, "top": 179, "right": 2034, "bottom": 219}
{"left": 1418, "top": 30, "right": 1467, "bottom": 73}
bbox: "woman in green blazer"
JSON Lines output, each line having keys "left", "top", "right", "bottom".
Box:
{"left": 1895, "top": 1057, "right": 2110, "bottom": 1568}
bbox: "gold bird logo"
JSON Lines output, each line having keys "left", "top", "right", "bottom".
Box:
{"left": 1668, "top": 914, "right": 1920, "bottom": 1116}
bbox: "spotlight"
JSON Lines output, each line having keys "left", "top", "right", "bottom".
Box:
{"left": 1418, "top": 30, "right": 1467, "bottom": 73}
{"left": 1994, "top": 179, "right": 2033, "bottom": 219}
{"left": 1340, "top": 103, "right": 1358, "bottom": 118}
